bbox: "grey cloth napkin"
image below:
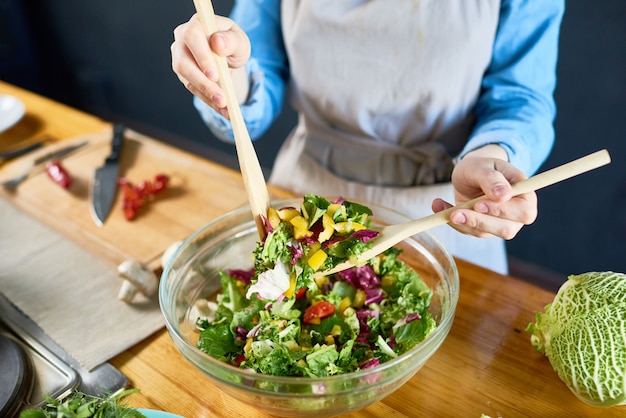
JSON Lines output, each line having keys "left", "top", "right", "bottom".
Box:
{"left": 0, "top": 198, "right": 164, "bottom": 370}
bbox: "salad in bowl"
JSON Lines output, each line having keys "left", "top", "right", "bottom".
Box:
{"left": 160, "top": 195, "right": 459, "bottom": 417}
{"left": 193, "top": 195, "right": 437, "bottom": 378}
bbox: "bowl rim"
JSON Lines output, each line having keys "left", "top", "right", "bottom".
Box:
{"left": 159, "top": 197, "right": 460, "bottom": 384}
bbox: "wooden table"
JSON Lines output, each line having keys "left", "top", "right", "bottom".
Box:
{"left": 0, "top": 81, "right": 621, "bottom": 417}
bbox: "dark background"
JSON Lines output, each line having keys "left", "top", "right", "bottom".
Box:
{"left": 1, "top": 1, "right": 624, "bottom": 291}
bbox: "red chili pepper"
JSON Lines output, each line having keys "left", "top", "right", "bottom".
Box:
{"left": 45, "top": 160, "right": 72, "bottom": 189}
{"left": 303, "top": 301, "right": 336, "bottom": 325}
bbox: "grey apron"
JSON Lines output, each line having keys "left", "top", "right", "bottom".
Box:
{"left": 269, "top": 0, "right": 508, "bottom": 273}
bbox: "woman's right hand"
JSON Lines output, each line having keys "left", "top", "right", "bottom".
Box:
{"left": 171, "top": 13, "right": 251, "bottom": 117}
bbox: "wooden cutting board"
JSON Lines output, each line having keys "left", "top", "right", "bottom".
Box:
{"left": 0, "top": 197, "right": 165, "bottom": 371}
{"left": 0, "top": 127, "right": 290, "bottom": 270}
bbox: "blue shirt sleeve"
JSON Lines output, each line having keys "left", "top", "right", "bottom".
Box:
{"left": 460, "top": 0, "right": 565, "bottom": 176}
{"left": 195, "top": 0, "right": 288, "bottom": 143}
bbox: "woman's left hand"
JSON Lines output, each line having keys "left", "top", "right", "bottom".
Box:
{"left": 431, "top": 145, "right": 538, "bottom": 239}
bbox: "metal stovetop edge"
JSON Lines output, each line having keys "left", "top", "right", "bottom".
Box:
{"left": 0, "top": 292, "right": 128, "bottom": 408}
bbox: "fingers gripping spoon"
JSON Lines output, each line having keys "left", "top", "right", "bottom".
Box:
{"left": 314, "top": 149, "right": 612, "bottom": 279}
{"left": 193, "top": 0, "right": 270, "bottom": 239}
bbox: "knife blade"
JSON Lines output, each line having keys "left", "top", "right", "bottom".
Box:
{"left": 91, "top": 124, "right": 125, "bottom": 226}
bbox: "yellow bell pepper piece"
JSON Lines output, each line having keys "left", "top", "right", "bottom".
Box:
{"left": 290, "top": 215, "right": 312, "bottom": 239}
{"left": 326, "top": 203, "right": 345, "bottom": 219}
{"left": 334, "top": 221, "right": 366, "bottom": 233}
{"left": 314, "top": 274, "right": 329, "bottom": 288}
{"left": 284, "top": 340, "right": 301, "bottom": 351}
{"left": 318, "top": 213, "right": 335, "bottom": 243}
{"left": 243, "top": 337, "right": 253, "bottom": 354}
{"left": 309, "top": 242, "right": 321, "bottom": 253}
{"left": 279, "top": 208, "right": 301, "bottom": 222}
{"left": 381, "top": 275, "right": 395, "bottom": 288}
{"left": 307, "top": 249, "right": 328, "bottom": 271}
{"left": 267, "top": 207, "right": 281, "bottom": 229}
{"left": 338, "top": 297, "right": 352, "bottom": 315}
{"left": 284, "top": 274, "right": 297, "bottom": 298}
{"left": 290, "top": 215, "right": 309, "bottom": 229}
{"left": 294, "top": 228, "right": 312, "bottom": 240}
{"left": 353, "top": 290, "right": 366, "bottom": 308}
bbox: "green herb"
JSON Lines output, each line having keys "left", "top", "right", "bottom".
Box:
{"left": 19, "top": 388, "right": 145, "bottom": 418}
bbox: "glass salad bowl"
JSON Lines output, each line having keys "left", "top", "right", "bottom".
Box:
{"left": 159, "top": 198, "right": 460, "bottom": 417}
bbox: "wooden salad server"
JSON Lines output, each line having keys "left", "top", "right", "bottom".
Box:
{"left": 193, "top": 0, "right": 270, "bottom": 239}
{"left": 314, "top": 149, "right": 612, "bottom": 278}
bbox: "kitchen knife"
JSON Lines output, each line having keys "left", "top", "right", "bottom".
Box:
{"left": 91, "top": 124, "right": 125, "bottom": 226}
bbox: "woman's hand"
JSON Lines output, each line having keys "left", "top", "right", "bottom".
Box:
{"left": 171, "top": 14, "right": 251, "bottom": 117}
{"left": 431, "top": 145, "right": 538, "bottom": 239}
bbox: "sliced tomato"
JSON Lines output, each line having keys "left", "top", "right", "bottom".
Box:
{"left": 232, "top": 354, "right": 246, "bottom": 367}
{"left": 303, "top": 301, "right": 336, "bottom": 325}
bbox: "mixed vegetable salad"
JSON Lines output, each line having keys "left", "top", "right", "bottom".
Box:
{"left": 194, "top": 195, "right": 436, "bottom": 377}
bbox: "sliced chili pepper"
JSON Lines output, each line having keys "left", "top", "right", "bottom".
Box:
{"left": 135, "top": 180, "right": 153, "bottom": 196}
{"left": 152, "top": 174, "right": 169, "bottom": 193}
{"left": 45, "top": 160, "right": 72, "bottom": 189}
{"left": 117, "top": 173, "right": 169, "bottom": 221}
{"left": 303, "top": 301, "right": 336, "bottom": 325}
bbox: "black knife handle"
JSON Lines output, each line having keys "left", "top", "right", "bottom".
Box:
{"left": 106, "top": 124, "right": 125, "bottom": 163}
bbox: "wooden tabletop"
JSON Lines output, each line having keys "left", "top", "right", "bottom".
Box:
{"left": 1, "top": 81, "right": 621, "bottom": 417}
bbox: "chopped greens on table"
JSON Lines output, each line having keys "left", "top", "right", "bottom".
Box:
{"left": 194, "top": 195, "right": 436, "bottom": 377}
{"left": 19, "top": 388, "right": 144, "bottom": 418}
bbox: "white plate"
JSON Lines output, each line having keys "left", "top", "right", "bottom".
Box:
{"left": 136, "top": 408, "right": 185, "bottom": 418}
{"left": 0, "top": 95, "right": 26, "bottom": 133}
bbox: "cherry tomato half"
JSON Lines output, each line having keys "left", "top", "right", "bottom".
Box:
{"left": 303, "top": 301, "right": 336, "bottom": 325}
{"left": 232, "top": 353, "right": 246, "bottom": 367}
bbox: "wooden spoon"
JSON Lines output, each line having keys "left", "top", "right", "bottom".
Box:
{"left": 314, "top": 149, "right": 611, "bottom": 278}
{"left": 193, "top": 0, "right": 270, "bottom": 238}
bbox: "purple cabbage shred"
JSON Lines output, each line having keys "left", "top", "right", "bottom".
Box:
{"left": 235, "top": 326, "right": 248, "bottom": 341}
{"left": 338, "top": 265, "right": 381, "bottom": 290}
{"left": 350, "top": 229, "right": 379, "bottom": 242}
{"left": 228, "top": 268, "right": 255, "bottom": 284}
{"left": 364, "top": 288, "right": 386, "bottom": 304}
{"left": 395, "top": 312, "right": 421, "bottom": 328}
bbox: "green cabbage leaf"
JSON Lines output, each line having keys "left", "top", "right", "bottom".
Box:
{"left": 526, "top": 271, "right": 626, "bottom": 407}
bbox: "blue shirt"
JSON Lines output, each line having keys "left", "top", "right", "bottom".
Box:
{"left": 195, "top": 0, "right": 565, "bottom": 177}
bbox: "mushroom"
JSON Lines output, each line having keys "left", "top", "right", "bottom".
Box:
{"left": 161, "top": 240, "right": 183, "bottom": 270}
{"left": 161, "top": 239, "right": 200, "bottom": 271}
{"left": 117, "top": 260, "right": 159, "bottom": 303}
{"left": 188, "top": 298, "right": 218, "bottom": 325}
